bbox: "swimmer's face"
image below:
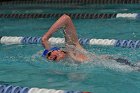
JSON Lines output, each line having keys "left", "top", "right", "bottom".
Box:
{"left": 47, "top": 50, "right": 66, "bottom": 61}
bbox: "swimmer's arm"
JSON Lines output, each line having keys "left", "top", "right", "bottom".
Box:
{"left": 41, "top": 14, "right": 70, "bottom": 49}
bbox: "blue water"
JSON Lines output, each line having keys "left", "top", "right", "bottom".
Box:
{"left": 0, "top": 18, "right": 140, "bottom": 93}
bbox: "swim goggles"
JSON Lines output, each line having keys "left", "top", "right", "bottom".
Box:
{"left": 42, "top": 47, "right": 60, "bottom": 59}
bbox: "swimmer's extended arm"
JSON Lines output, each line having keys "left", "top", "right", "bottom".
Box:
{"left": 42, "top": 14, "right": 79, "bottom": 49}
{"left": 42, "top": 14, "right": 68, "bottom": 49}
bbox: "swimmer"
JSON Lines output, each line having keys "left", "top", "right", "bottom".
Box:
{"left": 41, "top": 14, "right": 140, "bottom": 69}
{"left": 42, "top": 14, "right": 89, "bottom": 62}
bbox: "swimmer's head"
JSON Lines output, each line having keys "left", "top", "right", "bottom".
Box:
{"left": 42, "top": 47, "right": 66, "bottom": 61}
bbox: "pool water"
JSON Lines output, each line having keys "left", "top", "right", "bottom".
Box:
{"left": 0, "top": 18, "right": 140, "bottom": 93}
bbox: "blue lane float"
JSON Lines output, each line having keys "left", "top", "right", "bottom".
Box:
{"left": 0, "top": 84, "right": 90, "bottom": 93}
{"left": 115, "top": 40, "right": 140, "bottom": 48}
{"left": 1, "top": 36, "right": 140, "bottom": 48}
{"left": 136, "top": 13, "right": 140, "bottom": 19}
{"left": 79, "top": 38, "right": 90, "bottom": 45}
{"left": 21, "top": 37, "right": 41, "bottom": 44}
{"left": 0, "top": 85, "right": 29, "bottom": 93}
